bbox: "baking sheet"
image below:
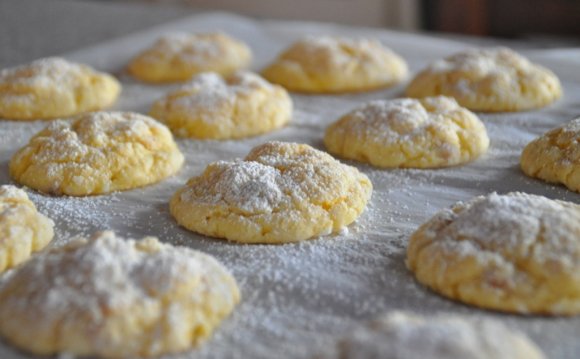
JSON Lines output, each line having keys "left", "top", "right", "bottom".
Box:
{"left": 1, "top": 12, "right": 580, "bottom": 359}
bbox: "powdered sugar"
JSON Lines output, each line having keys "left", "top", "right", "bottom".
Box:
{"left": 0, "top": 231, "right": 238, "bottom": 356}
{"left": 338, "top": 97, "right": 463, "bottom": 142}
{"left": 432, "top": 192, "right": 580, "bottom": 266}
{"left": 318, "top": 311, "right": 544, "bottom": 359}
{"left": 0, "top": 14, "right": 579, "bottom": 359}
{"left": 0, "top": 57, "right": 87, "bottom": 89}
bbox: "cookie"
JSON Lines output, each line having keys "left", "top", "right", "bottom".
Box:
{"left": 521, "top": 118, "right": 580, "bottom": 192}
{"left": 170, "top": 141, "right": 372, "bottom": 244}
{"left": 262, "top": 36, "right": 407, "bottom": 93}
{"left": 324, "top": 96, "right": 489, "bottom": 168}
{"left": 150, "top": 72, "right": 292, "bottom": 139}
{"left": 406, "top": 192, "right": 580, "bottom": 315}
{"left": 0, "top": 185, "right": 53, "bottom": 273}
{"left": 128, "top": 32, "right": 252, "bottom": 83}
{"left": 10, "top": 111, "right": 184, "bottom": 196}
{"left": 0, "top": 57, "right": 121, "bottom": 120}
{"left": 0, "top": 231, "right": 239, "bottom": 357}
{"left": 318, "top": 311, "right": 544, "bottom": 359}
{"left": 406, "top": 47, "right": 562, "bottom": 112}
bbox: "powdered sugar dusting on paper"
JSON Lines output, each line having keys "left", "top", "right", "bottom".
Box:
{"left": 0, "top": 14, "right": 579, "bottom": 359}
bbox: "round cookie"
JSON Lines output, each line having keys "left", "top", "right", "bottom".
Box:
{"left": 10, "top": 111, "right": 184, "bottom": 196}
{"left": 324, "top": 96, "right": 489, "bottom": 168}
{"left": 406, "top": 47, "right": 562, "bottom": 112}
{"left": 521, "top": 118, "right": 580, "bottom": 193}
{"left": 406, "top": 192, "right": 580, "bottom": 315}
{"left": 318, "top": 311, "right": 544, "bottom": 359}
{"left": 128, "top": 32, "right": 252, "bottom": 83}
{"left": 0, "top": 185, "right": 53, "bottom": 273}
{"left": 170, "top": 141, "right": 372, "bottom": 244}
{"left": 262, "top": 36, "right": 408, "bottom": 93}
{"left": 0, "top": 231, "right": 240, "bottom": 358}
{"left": 0, "top": 57, "right": 121, "bottom": 120}
{"left": 150, "top": 72, "right": 292, "bottom": 139}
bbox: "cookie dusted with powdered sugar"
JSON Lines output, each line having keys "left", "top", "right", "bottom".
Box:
{"left": 0, "top": 231, "right": 240, "bottom": 358}
{"left": 0, "top": 57, "right": 120, "bottom": 120}
{"left": 262, "top": 36, "right": 407, "bottom": 93}
{"left": 406, "top": 47, "right": 562, "bottom": 112}
{"left": 10, "top": 111, "right": 184, "bottom": 196}
{"left": 407, "top": 192, "right": 580, "bottom": 315}
{"left": 150, "top": 72, "right": 292, "bottom": 139}
{"left": 170, "top": 141, "right": 372, "bottom": 244}
{"left": 324, "top": 96, "right": 489, "bottom": 168}
{"left": 128, "top": 32, "right": 252, "bottom": 83}
{"left": 0, "top": 185, "right": 53, "bottom": 273}
{"left": 317, "top": 311, "right": 545, "bottom": 359}
{"left": 521, "top": 117, "right": 580, "bottom": 193}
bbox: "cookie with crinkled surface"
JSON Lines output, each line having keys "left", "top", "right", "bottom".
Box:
{"left": 128, "top": 32, "right": 252, "bottom": 83}
{"left": 0, "top": 185, "right": 53, "bottom": 273}
{"left": 0, "top": 57, "right": 120, "bottom": 120}
{"left": 407, "top": 192, "right": 580, "bottom": 315}
{"left": 10, "top": 111, "right": 184, "bottom": 196}
{"left": 324, "top": 96, "right": 489, "bottom": 168}
{"left": 170, "top": 141, "right": 372, "bottom": 244}
{"left": 318, "top": 311, "right": 544, "bottom": 359}
{"left": 150, "top": 71, "right": 291, "bottom": 139}
{"left": 262, "top": 36, "right": 407, "bottom": 93}
{"left": 0, "top": 231, "right": 240, "bottom": 358}
{"left": 406, "top": 47, "right": 562, "bottom": 112}
{"left": 521, "top": 118, "right": 580, "bottom": 193}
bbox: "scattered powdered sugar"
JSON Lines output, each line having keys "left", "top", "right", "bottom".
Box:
{"left": 0, "top": 21, "right": 579, "bottom": 359}
{"left": 426, "top": 192, "right": 580, "bottom": 269}
{"left": 292, "top": 36, "right": 395, "bottom": 67}
{"left": 168, "top": 71, "right": 275, "bottom": 120}
{"left": 428, "top": 47, "right": 530, "bottom": 75}
{"left": 0, "top": 231, "right": 238, "bottom": 355}
{"left": 317, "top": 311, "right": 544, "bottom": 359}
{"left": 0, "top": 185, "right": 28, "bottom": 201}
{"left": 140, "top": 32, "right": 228, "bottom": 66}
{"left": 339, "top": 97, "right": 462, "bottom": 142}
{"left": 0, "top": 57, "right": 91, "bottom": 91}
{"left": 179, "top": 141, "right": 367, "bottom": 218}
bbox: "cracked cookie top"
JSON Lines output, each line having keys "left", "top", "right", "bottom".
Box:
{"left": 150, "top": 71, "right": 292, "bottom": 139}
{"left": 406, "top": 192, "right": 580, "bottom": 315}
{"left": 0, "top": 57, "right": 120, "bottom": 120}
{"left": 406, "top": 47, "right": 562, "bottom": 112}
{"left": 9, "top": 111, "right": 184, "bottom": 196}
{"left": 0, "top": 185, "right": 53, "bottom": 273}
{"left": 521, "top": 117, "right": 580, "bottom": 193}
{"left": 170, "top": 141, "right": 372, "bottom": 243}
{"left": 128, "top": 32, "right": 252, "bottom": 83}
{"left": 262, "top": 36, "right": 408, "bottom": 93}
{"left": 0, "top": 231, "right": 239, "bottom": 357}
{"left": 324, "top": 96, "right": 489, "bottom": 168}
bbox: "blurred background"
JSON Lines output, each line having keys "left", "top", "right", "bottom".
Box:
{"left": 1, "top": 0, "right": 579, "bottom": 67}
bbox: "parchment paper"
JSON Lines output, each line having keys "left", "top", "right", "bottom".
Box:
{"left": 0, "top": 12, "right": 579, "bottom": 359}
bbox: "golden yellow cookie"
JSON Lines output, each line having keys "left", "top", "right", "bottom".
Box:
{"left": 128, "top": 32, "right": 252, "bottom": 83}
{"left": 150, "top": 72, "right": 292, "bottom": 139}
{"left": 318, "top": 311, "right": 545, "bottom": 359}
{"left": 0, "top": 57, "right": 121, "bottom": 120}
{"left": 170, "top": 141, "right": 372, "bottom": 244}
{"left": 406, "top": 47, "right": 562, "bottom": 112}
{"left": 0, "top": 231, "right": 239, "bottom": 358}
{"left": 0, "top": 185, "right": 53, "bottom": 273}
{"left": 262, "top": 36, "right": 408, "bottom": 93}
{"left": 10, "top": 111, "right": 184, "bottom": 196}
{"left": 521, "top": 118, "right": 580, "bottom": 193}
{"left": 324, "top": 96, "right": 489, "bottom": 168}
{"left": 407, "top": 192, "right": 580, "bottom": 315}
